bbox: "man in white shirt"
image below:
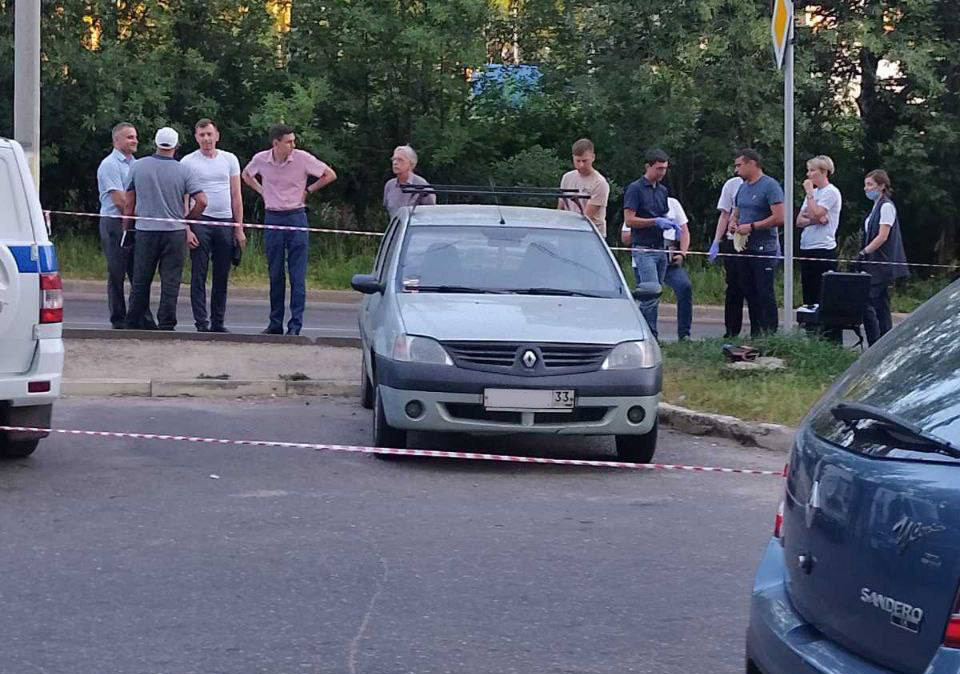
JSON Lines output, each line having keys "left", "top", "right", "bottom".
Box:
{"left": 709, "top": 174, "right": 745, "bottom": 337}
{"left": 181, "top": 119, "right": 245, "bottom": 332}
{"left": 796, "top": 155, "right": 842, "bottom": 307}
{"left": 558, "top": 138, "right": 610, "bottom": 238}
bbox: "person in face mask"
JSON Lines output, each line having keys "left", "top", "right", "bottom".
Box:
{"left": 859, "top": 169, "right": 908, "bottom": 345}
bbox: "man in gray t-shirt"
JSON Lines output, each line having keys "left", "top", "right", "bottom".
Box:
{"left": 123, "top": 127, "right": 207, "bottom": 330}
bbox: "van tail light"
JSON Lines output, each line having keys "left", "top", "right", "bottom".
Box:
{"left": 39, "top": 272, "right": 63, "bottom": 324}
{"left": 773, "top": 499, "right": 785, "bottom": 540}
{"left": 945, "top": 590, "right": 960, "bottom": 648}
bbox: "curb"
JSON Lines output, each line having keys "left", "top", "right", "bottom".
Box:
{"left": 61, "top": 378, "right": 795, "bottom": 452}
{"left": 62, "top": 378, "right": 359, "bottom": 399}
{"left": 62, "top": 328, "right": 361, "bottom": 348}
{"left": 657, "top": 402, "right": 794, "bottom": 453}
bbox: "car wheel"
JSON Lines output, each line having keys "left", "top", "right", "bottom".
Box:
{"left": 0, "top": 438, "right": 39, "bottom": 460}
{"left": 360, "top": 351, "right": 374, "bottom": 410}
{"left": 373, "top": 384, "right": 406, "bottom": 453}
{"left": 615, "top": 420, "right": 657, "bottom": 463}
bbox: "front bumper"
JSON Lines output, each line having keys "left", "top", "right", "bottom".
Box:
{"left": 746, "top": 539, "right": 960, "bottom": 674}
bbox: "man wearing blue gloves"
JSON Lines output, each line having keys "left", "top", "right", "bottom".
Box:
{"left": 623, "top": 149, "right": 678, "bottom": 338}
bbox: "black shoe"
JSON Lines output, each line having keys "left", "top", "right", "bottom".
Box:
{"left": 285, "top": 328, "right": 301, "bottom": 336}
{"left": 262, "top": 327, "right": 283, "bottom": 335}
{"left": 210, "top": 325, "right": 229, "bottom": 333}
{"left": 196, "top": 325, "right": 210, "bottom": 333}
{"left": 111, "top": 323, "right": 126, "bottom": 330}
{"left": 158, "top": 326, "right": 175, "bottom": 331}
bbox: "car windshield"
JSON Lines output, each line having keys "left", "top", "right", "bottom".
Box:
{"left": 809, "top": 280, "right": 960, "bottom": 464}
{"left": 396, "top": 225, "right": 625, "bottom": 299}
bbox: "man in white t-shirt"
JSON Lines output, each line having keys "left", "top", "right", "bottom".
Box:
{"left": 181, "top": 118, "right": 245, "bottom": 332}
{"left": 621, "top": 196, "right": 693, "bottom": 339}
{"left": 557, "top": 138, "right": 610, "bottom": 238}
{"left": 709, "top": 175, "right": 746, "bottom": 337}
{"left": 796, "top": 155, "right": 842, "bottom": 307}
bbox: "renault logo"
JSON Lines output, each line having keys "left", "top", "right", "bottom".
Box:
{"left": 521, "top": 350, "right": 538, "bottom": 369}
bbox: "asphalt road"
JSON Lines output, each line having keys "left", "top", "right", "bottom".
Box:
{"left": 63, "top": 294, "right": 729, "bottom": 342}
{"left": 0, "top": 396, "right": 785, "bottom": 674}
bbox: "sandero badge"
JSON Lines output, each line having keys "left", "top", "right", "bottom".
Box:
{"left": 861, "top": 588, "right": 924, "bottom": 633}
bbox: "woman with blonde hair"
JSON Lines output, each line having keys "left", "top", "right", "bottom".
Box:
{"left": 796, "top": 155, "right": 842, "bottom": 307}
{"left": 859, "top": 169, "right": 908, "bottom": 345}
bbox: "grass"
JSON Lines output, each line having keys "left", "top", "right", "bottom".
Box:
{"left": 55, "top": 220, "right": 953, "bottom": 314}
{"left": 660, "top": 333, "right": 859, "bottom": 426}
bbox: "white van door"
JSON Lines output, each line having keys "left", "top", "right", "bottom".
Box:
{"left": 0, "top": 142, "right": 41, "bottom": 375}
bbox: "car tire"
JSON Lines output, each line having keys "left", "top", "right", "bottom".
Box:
{"left": 615, "top": 421, "right": 657, "bottom": 463}
{"left": 373, "top": 384, "right": 406, "bottom": 453}
{"left": 0, "top": 438, "right": 39, "bottom": 460}
{"left": 360, "top": 352, "right": 374, "bottom": 410}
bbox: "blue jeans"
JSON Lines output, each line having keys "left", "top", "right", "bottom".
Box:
{"left": 263, "top": 209, "right": 309, "bottom": 333}
{"left": 664, "top": 262, "right": 692, "bottom": 339}
{"left": 632, "top": 248, "right": 667, "bottom": 338}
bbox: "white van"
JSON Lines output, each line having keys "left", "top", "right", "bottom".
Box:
{"left": 0, "top": 138, "right": 63, "bottom": 458}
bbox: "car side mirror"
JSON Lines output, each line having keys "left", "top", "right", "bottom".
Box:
{"left": 351, "top": 274, "right": 384, "bottom": 295}
{"left": 632, "top": 283, "right": 662, "bottom": 303}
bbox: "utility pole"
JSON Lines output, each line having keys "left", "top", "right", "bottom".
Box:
{"left": 772, "top": 0, "right": 795, "bottom": 331}
{"left": 14, "top": 0, "right": 41, "bottom": 191}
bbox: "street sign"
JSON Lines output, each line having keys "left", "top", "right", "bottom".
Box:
{"left": 771, "top": 0, "right": 793, "bottom": 70}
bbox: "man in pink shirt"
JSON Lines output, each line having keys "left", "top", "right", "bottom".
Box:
{"left": 242, "top": 124, "right": 337, "bottom": 335}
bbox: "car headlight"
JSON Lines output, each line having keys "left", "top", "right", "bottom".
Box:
{"left": 392, "top": 335, "right": 453, "bottom": 366}
{"left": 601, "top": 340, "right": 660, "bottom": 370}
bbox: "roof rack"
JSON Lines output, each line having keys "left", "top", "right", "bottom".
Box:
{"left": 399, "top": 183, "right": 590, "bottom": 200}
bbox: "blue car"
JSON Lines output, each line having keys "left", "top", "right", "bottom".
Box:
{"left": 747, "top": 281, "right": 960, "bottom": 673}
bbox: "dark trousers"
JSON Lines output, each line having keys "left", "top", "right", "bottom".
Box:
{"left": 720, "top": 239, "right": 745, "bottom": 337}
{"left": 99, "top": 217, "right": 155, "bottom": 329}
{"left": 190, "top": 217, "right": 235, "bottom": 330}
{"left": 863, "top": 283, "right": 892, "bottom": 346}
{"left": 264, "top": 209, "right": 309, "bottom": 334}
{"left": 739, "top": 246, "right": 779, "bottom": 336}
{"left": 663, "top": 261, "right": 692, "bottom": 339}
{"left": 126, "top": 230, "right": 186, "bottom": 330}
{"left": 799, "top": 248, "right": 838, "bottom": 306}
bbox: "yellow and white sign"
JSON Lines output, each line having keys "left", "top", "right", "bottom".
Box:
{"left": 771, "top": 0, "right": 793, "bottom": 70}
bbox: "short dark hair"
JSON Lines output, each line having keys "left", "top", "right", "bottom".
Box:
{"left": 195, "top": 118, "right": 217, "bottom": 130}
{"left": 111, "top": 122, "right": 135, "bottom": 140}
{"left": 572, "top": 138, "right": 595, "bottom": 156}
{"left": 644, "top": 149, "right": 669, "bottom": 166}
{"left": 736, "top": 148, "right": 763, "bottom": 167}
{"left": 269, "top": 124, "right": 295, "bottom": 143}
{"left": 866, "top": 169, "right": 893, "bottom": 195}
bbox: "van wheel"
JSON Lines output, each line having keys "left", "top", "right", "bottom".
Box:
{"left": 360, "top": 352, "right": 374, "bottom": 410}
{"left": 0, "top": 439, "right": 39, "bottom": 460}
{"left": 373, "top": 385, "right": 406, "bottom": 453}
{"left": 615, "top": 421, "right": 657, "bottom": 464}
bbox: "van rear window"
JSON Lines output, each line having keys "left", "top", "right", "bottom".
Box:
{"left": 0, "top": 148, "right": 34, "bottom": 240}
{"left": 810, "top": 282, "right": 960, "bottom": 464}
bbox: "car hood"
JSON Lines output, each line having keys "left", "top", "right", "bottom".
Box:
{"left": 396, "top": 293, "right": 645, "bottom": 344}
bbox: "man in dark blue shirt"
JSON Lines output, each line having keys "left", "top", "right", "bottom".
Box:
{"left": 623, "top": 149, "right": 680, "bottom": 338}
{"left": 731, "top": 148, "right": 785, "bottom": 335}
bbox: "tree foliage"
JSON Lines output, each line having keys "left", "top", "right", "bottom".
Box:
{"left": 1, "top": 0, "right": 958, "bottom": 264}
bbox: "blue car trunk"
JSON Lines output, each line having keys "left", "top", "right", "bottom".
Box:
{"left": 783, "top": 427, "right": 960, "bottom": 673}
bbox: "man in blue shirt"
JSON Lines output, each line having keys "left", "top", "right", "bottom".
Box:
{"left": 730, "top": 149, "right": 785, "bottom": 335}
{"left": 96, "top": 122, "right": 155, "bottom": 329}
{"left": 622, "top": 149, "right": 680, "bottom": 338}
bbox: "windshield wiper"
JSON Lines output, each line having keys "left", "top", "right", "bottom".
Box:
{"left": 405, "top": 285, "right": 507, "bottom": 294}
{"left": 512, "top": 287, "right": 605, "bottom": 298}
{"left": 831, "top": 401, "right": 960, "bottom": 459}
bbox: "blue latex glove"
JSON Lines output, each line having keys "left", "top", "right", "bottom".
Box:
{"left": 708, "top": 241, "right": 720, "bottom": 263}
{"left": 654, "top": 217, "right": 677, "bottom": 231}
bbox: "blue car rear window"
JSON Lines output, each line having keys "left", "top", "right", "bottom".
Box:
{"left": 810, "top": 281, "right": 960, "bottom": 463}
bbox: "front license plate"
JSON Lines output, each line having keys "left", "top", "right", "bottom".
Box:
{"left": 483, "top": 388, "right": 575, "bottom": 412}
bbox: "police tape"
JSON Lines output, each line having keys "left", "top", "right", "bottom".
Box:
{"left": 44, "top": 209, "right": 959, "bottom": 270}
{"left": 0, "top": 424, "right": 783, "bottom": 477}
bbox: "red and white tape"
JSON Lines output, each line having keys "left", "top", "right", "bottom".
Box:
{"left": 45, "top": 209, "right": 958, "bottom": 270}
{"left": 0, "top": 424, "right": 783, "bottom": 477}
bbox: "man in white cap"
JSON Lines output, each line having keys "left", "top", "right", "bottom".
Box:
{"left": 122, "top": 127, "right": 207, "bottom": 330}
